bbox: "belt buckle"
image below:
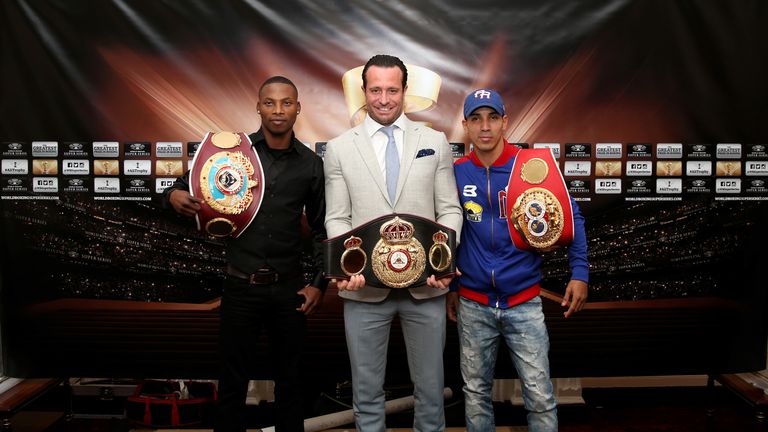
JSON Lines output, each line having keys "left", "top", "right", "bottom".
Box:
{"left": 249, "top": 269, "right": 278, "bottom": 285}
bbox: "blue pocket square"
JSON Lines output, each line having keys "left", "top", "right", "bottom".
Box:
{"left": 415, "top": 149, "right": 435, "bottom": 158}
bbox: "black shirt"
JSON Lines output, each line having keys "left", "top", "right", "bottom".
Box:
{"left": 163, "top": 129, "right": 328, "bottom": 290}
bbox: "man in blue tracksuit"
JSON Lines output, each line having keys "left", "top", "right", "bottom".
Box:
{"left": 447, "top": 89, "right": 589, "bottom": 432}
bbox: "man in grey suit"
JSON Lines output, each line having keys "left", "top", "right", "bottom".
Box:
{"left": 324, "top": 54, "right": 463, "bottom": 431}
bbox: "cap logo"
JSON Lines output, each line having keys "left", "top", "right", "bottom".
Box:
{"left": 474, "top": 90, "right": 492, "bottom": 99}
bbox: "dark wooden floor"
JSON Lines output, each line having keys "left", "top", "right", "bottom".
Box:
{"left": 6, "top": 384, "right": 768, "bottom": 431}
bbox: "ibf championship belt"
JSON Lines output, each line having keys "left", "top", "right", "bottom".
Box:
{"left": 189, "top": 131, "right": 264, "bottom": 238}
{"left": 505, "top": 149, "right": 574, "bottom": 250}
{"left": 324, "top": 214, "right": 457, "bottom": 288}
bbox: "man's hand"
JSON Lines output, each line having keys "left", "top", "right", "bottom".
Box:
{"left": 446, "top": 291, "right": 459, "bottom": 322}
{"left": 562, "top": 279, "right": 588, "bottom": 318}
{"left": 426, "top": 274, "right": 453, "bottom": 290}
{"left": 336, "top": 274, "right": 365, "bottom": 291}
{"left": 427, "top": 268, "right": 461, "bottom": 290}
{"left": 296, "top": 285, "right": 323, "bottom": 315}
{"left": 169, "top": 189, "right": 203, "bottom": 217}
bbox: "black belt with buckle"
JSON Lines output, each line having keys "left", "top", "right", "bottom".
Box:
{"left": 323, "top": 213, "right": 457, "bottom": 289}
{"left": 227, "top": 265, "right": 295, "bottom": 285}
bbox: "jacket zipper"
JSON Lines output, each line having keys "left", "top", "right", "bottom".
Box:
{"left": 486, "top": 166, "right": 500, "bottom": 308}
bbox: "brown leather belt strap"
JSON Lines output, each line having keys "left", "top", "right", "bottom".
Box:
{"left": 226, "top": 265, "right": 299, "bottom": 285}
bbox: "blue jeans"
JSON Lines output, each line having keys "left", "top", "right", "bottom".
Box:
{"left": 458, "top": 296, "right": 557, "bottom": 432}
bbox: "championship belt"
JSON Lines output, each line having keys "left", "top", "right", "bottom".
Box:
{"left": 189, "top": 131, "right": 264, "bottom": 238}
{"left": 324, "top": 214, "right": 457, "bottom": 288}
{"left": 505, "top": 149, "right": 574, "bottom": 250}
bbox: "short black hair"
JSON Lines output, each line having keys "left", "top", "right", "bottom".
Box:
{"left": 259, "top": 76, "right": 298, "bottom": 97}
{"left": 361, "top": 55, "right": 407, "bottom": 89}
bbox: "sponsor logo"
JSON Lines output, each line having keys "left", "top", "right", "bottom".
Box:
{"left": 595, "top": 161, "right": 621, "bottom": 176}
{"left": 62, "top": 159, "right": 90, "bottom": 175}
{"left": 93, "top": 141, "right": 119, "bottom": 157}
{"left": 686, "top": 143, "right": 712, "bottom": 159}
{"left": 93, "top": 159, "right": 120, "bottom": 175}
{"left": 655, "top": 143, "right": 683, "bottom": 159}
{"left": 464, "top": 200, "right": 483, "bottom": 222}
{"left": 123, "top": 177, "right": 152, "bottom": 194}
{"left": 595, "top": 143, "right": 623, "bottom": 159}
{"left": 533, "top": 143, "right": 561, "bottom": 159}
{"left": 627, "top": 143, "right": 652, "bottom": 158}
{"left": 565, "top": 143, "right": 591, "bottom": 158}
{"left": 155, "top": 141, "right": 183, "bottom": 158}
{"left": 32, "top": 176, "right": 59, "bottom": 193}
{"left": 685, "top": 161, "right": 712, "bottom": 176}
{"left": 187, "top": 141, "right": 201, "bottom": 157}
{"left": 563, "top": 161, "right": 591, "bottom": 176}
{"left": 155, "top": 160, "right": 183, "bottom": 176}
{"left": 656, "top": 161, "right": 682, "bottom": 176}
{"left": 450, "top": 142, "right": 465, "bottom": 158}
{"left": 595, "top": 178, "right": 621, "bottom": 194}
{"left": 123, "top": 159, "right": 152, "bottom": 175}
{"left": 626, "top": 161, "right": 652, "bottom": 176}
{"left": 567, "top": 179, "right": 590, "bottom": 194}
{"left": 94, "top": 177, "right": 120, "bottom": 193}
{"left": 685, "top": 178, "right": 712, "bottom": 193}
{"left": 715, "top": 161, "right": 741, "bottom": 176}
{"left": 2, "top": 142, "right": 28, "bottom": 157}
{"left": 62, "top": 141, "right": 90, "bottom": 157}
{"left": 32, "top": 141, "right": 59, "bottom": 157}
{"left": 656, "top": 178, "right": 682, "bottom": 194}
{"left": 1, "top": 159, "right": 29, "bottom": 175}
{"left": 32, "top": 159, "right": 58, "bottom": 175}
{"left": 746, "top": 161, "right": 768, "bottom": 176}
{"left": 715, "top": 178, "right": 741, "bottom": 193}
{"left": 63, "top": 177, "right": 90, "bottom": 193}
{"left": 31, "top": 141, "right": 58, "bottom": 157}
{"left": 716, "top": 143, "right": 742, "bottom": 159}
{"left": 155, "top": 178, "right": 176, "bottom": 193}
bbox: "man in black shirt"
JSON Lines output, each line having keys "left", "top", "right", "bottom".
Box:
{"left": 163, "top": 76, "right": 326, "bottom": 432}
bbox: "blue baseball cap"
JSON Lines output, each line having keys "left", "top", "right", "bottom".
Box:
{"left": 463, "top": 89, "right": 505, "bottom": 118}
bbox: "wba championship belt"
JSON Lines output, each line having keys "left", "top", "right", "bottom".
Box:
{"left": 189, "top": 131, "right": 264, "bottom": 238}
{"left": 506, "top": 149, "right": 574, "bottom": 250}
{"left": 324, "top": 214, "right": 457, "bottom": 288}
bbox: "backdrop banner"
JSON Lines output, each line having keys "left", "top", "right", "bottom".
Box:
{"left": 1, "top": 0, "right": 766, "bottom": 378}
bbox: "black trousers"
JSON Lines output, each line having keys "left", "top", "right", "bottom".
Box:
{"left": 214, "top": 275, "right": 306, "bottom": 432}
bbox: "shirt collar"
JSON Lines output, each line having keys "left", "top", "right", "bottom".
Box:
{"left": 469, "top": 139, "right": 520, "bottom": 167}
{"left": 364, "top": 113, "right": 407, "bottom": 138}
{"left": 250, "top": 128, "right": 300, "bottom": 154}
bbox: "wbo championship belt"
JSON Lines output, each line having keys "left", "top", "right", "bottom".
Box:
{"left": 189, "top": 131, "right": 264, "bottom": 238}
{"left": 505, "top": 149, "right": 574, "bottom": 250}
{"left": 324, "top": 214, "right": 457, "bottom": 289}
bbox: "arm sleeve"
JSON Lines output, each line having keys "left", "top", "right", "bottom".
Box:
{"left": 323, "top": 139, "right": 353, "bottom": 238}
{"left": 160, "top": 170, "right": 191, "bottom": 210}
{"left": 306, "top": 156, "right": 329, "bottom": 291}
{"left": 433, "top": 133, "right": 463, "bottom": 238}
{"left": 567, "top": 198, "right": 589, "bottom": 283}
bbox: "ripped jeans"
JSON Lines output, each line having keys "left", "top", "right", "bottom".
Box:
{"left": 457, "top": 296, "right": 557, "bottom": 432}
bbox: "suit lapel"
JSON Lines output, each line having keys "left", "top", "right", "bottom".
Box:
{"left": 396, "top": 119, "right": 420, "bottom": 202}
{"left": 351, "top": 126, "right": 389, "bottom": 202}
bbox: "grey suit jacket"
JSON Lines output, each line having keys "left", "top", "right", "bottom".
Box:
{"left": 324, "top": 116, "right": 463, "bottom": 301}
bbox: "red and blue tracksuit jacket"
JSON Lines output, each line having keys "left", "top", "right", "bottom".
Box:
{"left": 451, "top": 142, "right": 589, "bottom": 309}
